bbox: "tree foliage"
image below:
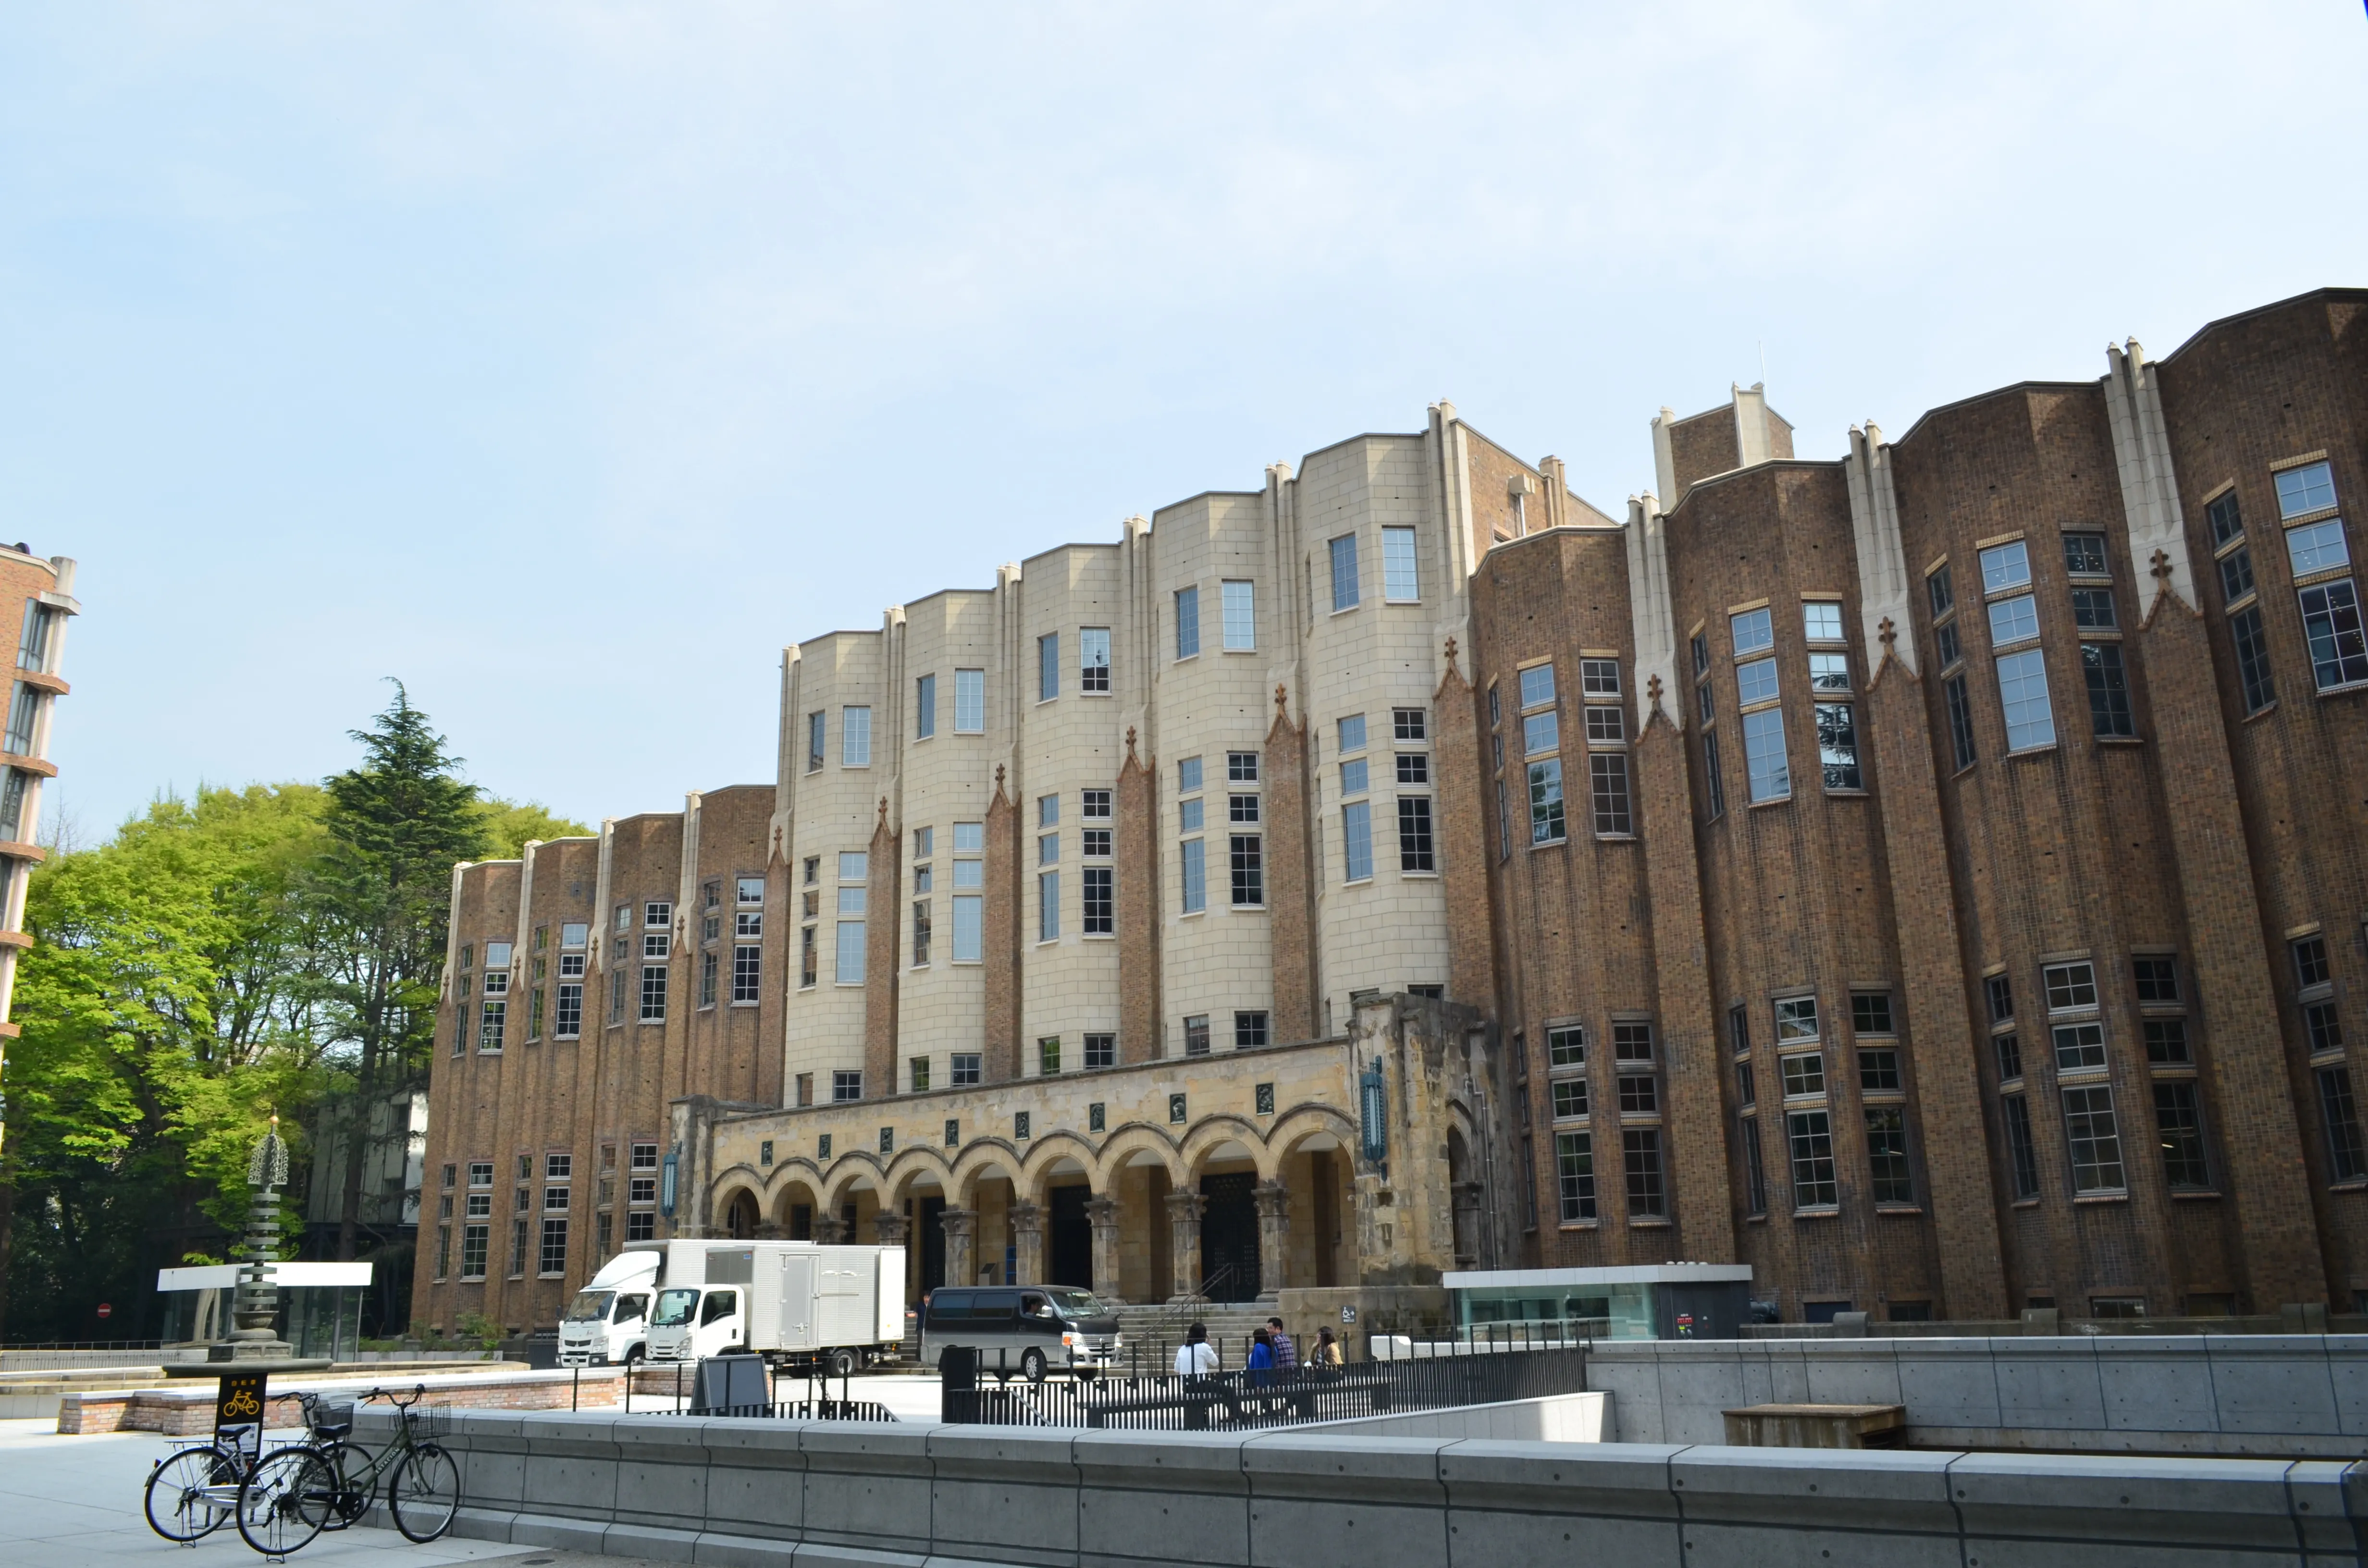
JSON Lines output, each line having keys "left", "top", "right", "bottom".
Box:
{"left": 0, "top": 688, "right": 556, "bottom": 1341}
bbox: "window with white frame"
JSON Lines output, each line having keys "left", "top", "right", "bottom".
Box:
{"left": 1174, "top": 586, "right": 1200, "bottom": 658}
{"left": 1730, "top": 606, "right": 1774, "bottom": 656}
{"left": 841, "top": 706, "right": 871, "bottom": 766}
{"left": 1995, "top": 648, "right": 2056, "bottom": 750}
{"left": 954, "top": 668, "right": 985, "bottom": 732}
{"left": 1221, "top": 580, "right": 1256, "bottom": 649}
{"left": 914, "top": 672, "right": 936, "bottom": 739}
{"left": 1329, "top": 534, "right": 1360, "bottom": 612}
{"left": 1382, "top": 526, "right": 1419, "bottom": 601}
{"left": 1080, "top": 627, "right": 1111, "bottom": 693}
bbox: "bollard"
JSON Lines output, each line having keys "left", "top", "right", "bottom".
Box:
{"left": 572, "top": 1367, "right": 580, "bottom": 1412}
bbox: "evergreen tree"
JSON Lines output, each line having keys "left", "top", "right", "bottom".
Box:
{"left": 308, "top": 686, "right": 486, "bottom": 1263}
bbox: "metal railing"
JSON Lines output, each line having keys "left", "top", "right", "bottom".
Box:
{"left": 942, "top": 1339, "right": 1589, "bottom": 1429}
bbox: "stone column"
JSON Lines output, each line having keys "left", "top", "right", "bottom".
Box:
{"left": 1164, "top": 1190, "right": 1205, "bottom": 1301}
{"left": 813, "top": 1214, "right": 847, "bottom": 1245}
{"left": 1010, "top": 1203, "right": 1045, "bottom": 1286}
{"left": 1252, "top": 1182, "right": 1290, "bottom": 1302}
{"left": 940, "top": 1208, "right": 976, "bottom": 1288}
{"left": 1086, "top": 1196, "right": 1122, "bottom": 1302}
{"left": 874, "top": 1210, "right": 909, "bottom": 1246}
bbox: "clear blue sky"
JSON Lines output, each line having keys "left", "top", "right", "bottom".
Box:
{"left": 3, "top": 3, "right": 2362, "bottom": 841}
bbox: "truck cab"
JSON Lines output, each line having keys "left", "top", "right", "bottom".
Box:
{"left": 648, "top": 1284, "right": 744, "bottom": 1360}
{"left": 558, "top": 1249, "right": 660, "bottom": 1366}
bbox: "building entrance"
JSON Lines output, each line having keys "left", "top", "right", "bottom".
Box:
{"left": 917, "top": 1195, "right": 946, "bottom": 1294}
{"left": 1199, "top": 1173, "right": 1259, "bottom": 1302}
{"left": 1047, "top": 1186, "right": 1092, "bottom": 1288}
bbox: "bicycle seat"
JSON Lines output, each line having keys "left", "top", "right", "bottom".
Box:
{"left": 309, "top": 1400, "right": 355, "bottom": 1440}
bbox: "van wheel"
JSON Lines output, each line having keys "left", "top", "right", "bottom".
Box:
{"left": 1021, "top": 1349, "right": 1047, "bottom": 1384}
{"left": 826, "top": 1348, "right": 855, "bottom": 1380}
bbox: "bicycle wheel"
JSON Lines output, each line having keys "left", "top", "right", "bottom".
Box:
{"left": 387, "top": 1443, "right": 460, "bottom": 1543}
{"left": 237, "top": 1446, "right": 335, "bottom": 1556}
{"left": 145, "top": 1445, "right": 238, "bottom": 1542}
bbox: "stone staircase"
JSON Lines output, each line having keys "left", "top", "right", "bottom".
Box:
{"left": 1112, "top": 1300, "right": 1274, "bottom": 1374}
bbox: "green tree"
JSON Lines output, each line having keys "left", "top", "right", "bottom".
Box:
{"left": 0, "top": 784, "right": 328, "bottom": 1342}
{"left": 308, "top": 686, "right": 487, "bottom": 1262}
{"left": 475, "top": 799, "right": 593, "bottom": 860}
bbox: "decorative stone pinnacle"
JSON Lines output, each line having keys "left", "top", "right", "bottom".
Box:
{"left": 2150, "top": 548, "right": 2174, "bottom": 582}
{"left": 995, "top": 763, "right": 1007, "bottom": 788}
{"left": 1274, "top": 684, "right": 1288, "bottom": 716}
{"left": 1646, "top": 673, "right": 1664, "bottom": 707}
{"left": 877, "top": 795, "right": 888, "bottom": 826}
{"left": 1443, "top": 636, "right": 1459, "bottom": 664}
{"left": 1878, "top": 615, "right": 1898, "bottom": 647}
{"left": 1125, "top": 726, "right": 1139, "bottom": 762}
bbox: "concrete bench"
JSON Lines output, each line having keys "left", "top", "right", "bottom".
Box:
{"left": 1724, "top": 1402, "right": 1907, "bottom": 1448}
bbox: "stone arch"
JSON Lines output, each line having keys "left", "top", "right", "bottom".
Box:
{"left": 765, "top": 1162, "right": 825, "bottom": 1235}
{"left": 1179, "top": 1115, "right": 1269, "bottom": 1181}
{"left": 1267, "top": 1104, "right": 1360, "bottom": 1166}
{"left": 712, "top": 1177, "right": 764, "bottom": 1238}
{"left": 881, "top": 1146, "right": 956, "bottom": 1209}
{"left": 818, "top": 1154, "right": 887, "bottom": 1216}
{"left": 949, "top": 1141, "right": 1025, "bottom": 1208}
{"left": 1018, "top": 1131, "right": 1099, "bottom": 1202}
{"left": 1088, "top": 1123, "right": 1186, "bottom": 1191}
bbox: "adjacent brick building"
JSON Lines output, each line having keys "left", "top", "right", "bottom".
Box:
{"left": 0, "top": 545, "right": 78, "bottom": 1164}
{"left": 414, "top": 288, "right": 2368, "bottom": 1335}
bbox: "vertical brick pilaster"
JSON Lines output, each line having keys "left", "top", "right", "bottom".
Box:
{"left": 1116, "top": 730, "right": 1163, "bottom": 1062}
{"left": 1433, "top": 648, "right": 1494, "bottom": 1017}
{"left": 862, "top": 800, "right": 901, "bottom": 1102}
{"left": 1631, "top": 707, "right": 1735, "bottom": 1264}
{"left": 1264, "top": 687, "right": 1316, "bottom": 1042}
{"left": 2141, "top": 591, "right": 2328, "bottom": 1308}
{"left": 1862, "top": 647, "right": 2010, "bottom": 1319}
{"left": 983, "top": 767, "right": 1022, "bottom": 1082}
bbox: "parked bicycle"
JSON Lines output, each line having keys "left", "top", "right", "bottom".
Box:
{"left": 143, "top": 1389, "right": 345, "bottom": 1543}
{"left": 234, "top": 1384, "right": 460, "bottom": 1554}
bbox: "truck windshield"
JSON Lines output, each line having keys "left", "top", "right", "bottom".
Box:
{"left": 652, "top": 1287, "right": 702, "bottom": 1328}
{"left": 563, "top": 1290, "right": 616, "bottom": 1323}
{"left": 1047, "top": 1289, "right": 1109, "bottom": 1319}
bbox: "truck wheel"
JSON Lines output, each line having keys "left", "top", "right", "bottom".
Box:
{"left": 826, "top": 1348, "right": 855, "bottom": 1380}
{"left": 1021, "top": 1349, "right": 1047, "bottom": 1384}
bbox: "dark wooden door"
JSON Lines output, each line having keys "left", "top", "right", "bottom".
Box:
{"left": 1199, "top": 1173, "right": 1259, "bottom": 1302}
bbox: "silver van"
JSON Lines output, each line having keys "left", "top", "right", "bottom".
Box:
{"left": 921, "top": 1286, "right": 1120, "bottom": 1382}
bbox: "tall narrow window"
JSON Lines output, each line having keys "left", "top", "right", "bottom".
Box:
{"left": 2231, "top": 607, "right": 2275, "bottom": 712}
{"left": 914, "top": 674, "right": 936, "bottom": 738}
{"left": 16, "top": 601, "right": 56, "bottom": 673}
{"left": 732, "top": 944, "right": 761, "bottom": 1003}
{"left": 1742, "top": 707, "right": 1790, "bottom": 801}
{"left": 2002, "top": 1094, "right": 2040, "bottom": 1198}
{"left": 1944, "top": 675, "right": 1977, "bottom": 769}
{"left": 1865, "top": 1107, "right": 1913, "bottom": 1204}
{"left": 2062, "top": 1086, "right": 2126, "bottom": 1192}
{"left": 841, "top": 706, "right": 872, "bottom": 766}
{"left": 1174, "top": 586, "right": 1200, "bottom": 658}
{"left": 1230, "top": 834, "right": 1264, "bottom": 906}
{"left": 1038, "top": 633, "right": 1059, "bottom": 700}
{"left": 807, "top": 711, "right": 825, "bottom": 772}
{"left": 1039, "top": 871, "right": 1061, "bottom": 941}
{"left": 1082, "top": 866, "right": 1112, "bottom": 934}
{"left": 1397, "top": 795, "right": 1436, "bottom": 868}
{"left": 1623, "top": 1129, "right": 1666, "bottom": 1219}
{"left": 1702, "top": 732, "right": 1726, "bottom": 819}
{"left": 1588, "top": 754, "right": 1631, "bottom": 835}
{"left": 951, "top": 893, "right": 982, "bottom": 963}
{"left": 639, "top": 964, "right": 667, "bottom": 1023}
{"left": 2320, "top": 1066, "right": 2368, "bottom": 1182}
{"left": 1555, "top": 1131, "right": 1596, "bottom": 1222}
{"left": 1527, "top": 759, "right": 1566, "bottom": 844}
{"left": 1180, "top": 838, "right": 1206, "bottom": 913}
{"left": 836, "top": 893, "right": 867, "bottom": 985}
{"left": 1741, "top": 1118, "right": 1767, "bottom": 1213}
{"left": 1815, "top": 703, "right": 1860, "bottom": 789}
{"left": 1221, "top": 580, "right": 1256, "bottom": 650}
{"left": 698, "top": 951, "right": 717, "bottom": 1008}
{"left": 2153, "top": 1082, "right": 2211, "bottom": 1189}
{"left": 950, "top": 668, "right": 984, "bottom": 733}
{"left": 1995, "top": 649, "right": 2056, "bottom": 750}
{"left": 1080, "top": 627, "right": 1111, "bottom": 693}
{"left": 1382, "top": 526, "right": 1419, "bottom": 600}
{"left": 1329, "top": 534, "right": 1360, "bottom": 612}
{"left": 1787, "top": 1110, "right": 1838, "bottom": 1208}
{"left": 2082, "top": 643, "right": 2135, "bottom": 736}
{"left": 1342, "top": 800, "right": 1373, "bottom": 882}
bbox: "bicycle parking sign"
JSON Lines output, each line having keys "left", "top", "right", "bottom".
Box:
{"left": 214, "top": 1371, "right": 266, "bottom": 1465}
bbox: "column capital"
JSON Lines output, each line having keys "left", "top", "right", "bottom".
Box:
{"left": 938, "top": 1206, "right": 976, "bottom": 1237}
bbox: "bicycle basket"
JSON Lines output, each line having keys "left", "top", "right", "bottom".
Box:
{"left": 399, "top": 1402, "right": 451, "bottom": 1439}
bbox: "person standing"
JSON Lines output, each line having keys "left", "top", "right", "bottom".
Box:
{"left": 1173, "top": 1322, "right": 1219, "bottom": 1377}
{"left": 1245, "top": 1327, "right": 1275, "bottom": 1389}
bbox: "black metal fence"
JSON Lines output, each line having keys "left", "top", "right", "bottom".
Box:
{"left": 941, "top": 1343, "right": 1589, "bottom": 1430}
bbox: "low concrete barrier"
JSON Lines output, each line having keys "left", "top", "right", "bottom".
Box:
{"left": 1300, "top": 1390, "right": 1608, "bottom": 1441}
{"left": 356, "top": 1406, "right": 2368, "bottom": 1567}
{"left": 1589, "top": 1335, "right": 2368, "bottom": 1457}
{"left": 56, "top": 1365, "right": 623, "bottom": 1435}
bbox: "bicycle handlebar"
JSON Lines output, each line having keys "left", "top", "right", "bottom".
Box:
{"left": 361, "top": 1383, "right": 430, "bottom": 1410}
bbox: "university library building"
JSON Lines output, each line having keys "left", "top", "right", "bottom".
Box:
{"left": 414, "top": 287, "right": 2368, "bottom": 1337}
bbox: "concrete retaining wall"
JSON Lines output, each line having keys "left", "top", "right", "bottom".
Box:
{"left": 355, "top": 1406, "right": 2368, "bottom": 1567}
{"left": 1588, "top": 1335, "right": 2368, "bottom": 1456}
{"left": 1301, "top": 1390, "right": 1608, "bottom": 1442}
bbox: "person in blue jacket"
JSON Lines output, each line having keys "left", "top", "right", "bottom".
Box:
{"left": 1245, "top": 1326, "right": 1275, "bottom": 1388}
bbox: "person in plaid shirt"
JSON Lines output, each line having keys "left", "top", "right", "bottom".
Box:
{"left": 1265, "top": 1316, "right": 1296, "bottom": 1371}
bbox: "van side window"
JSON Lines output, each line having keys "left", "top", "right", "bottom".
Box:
{"left": 701, "top": 1290, "right": 738, "bottom": 1326}
{"left": 929, "top": 1291, "right": 972, "bottom": 1321}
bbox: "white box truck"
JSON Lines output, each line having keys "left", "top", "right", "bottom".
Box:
{"left": 562, "top": 1240, "right": 905, "bottom": 1375}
